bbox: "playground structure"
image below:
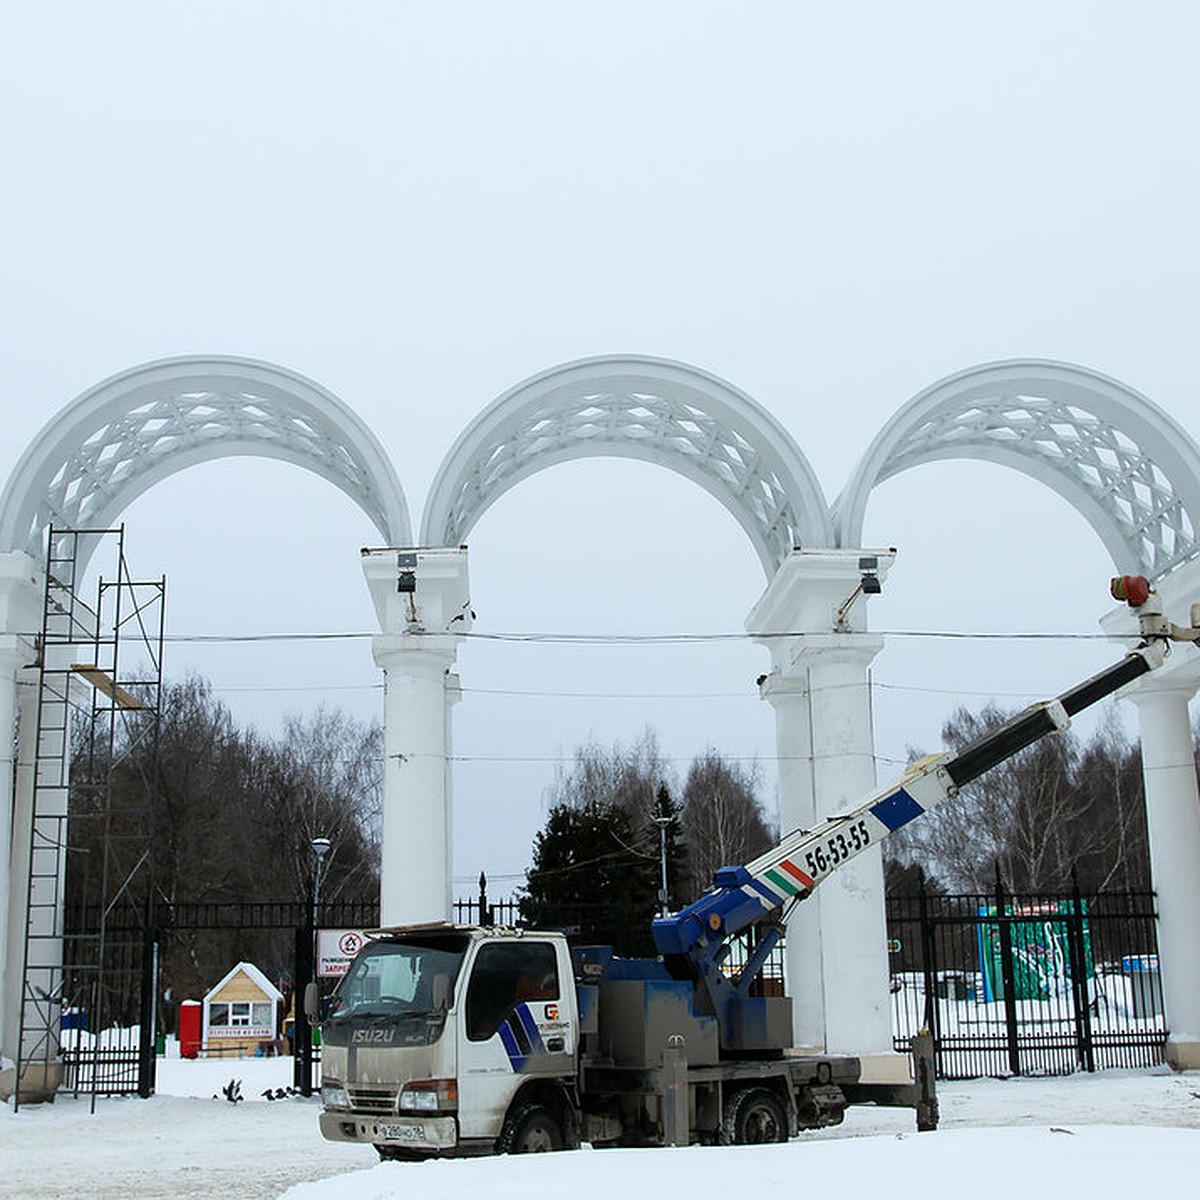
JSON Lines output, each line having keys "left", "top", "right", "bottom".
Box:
{"left": 1, "top": 354, "right": 1199, "bottom": 1102}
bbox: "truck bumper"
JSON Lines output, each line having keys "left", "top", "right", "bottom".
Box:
{"left": 319, "top": 1110, "right": 459, "bottom": 1152}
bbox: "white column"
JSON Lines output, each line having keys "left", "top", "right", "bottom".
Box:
{"left": 362, "top": 548, "right": 471, "bottom": 928}
{"left": 445, "top": 672, "right": 462, "bottom": 914}
{"left": 0, "top": 645, "right": 19, "bottom": 1067}
{"left": 1127, "top": 678, "right": 1200, "bottom": 1069}
{"left": 747, "top": 549, "right": 897, "bottom": 1064}
{"left": 758, "top": 670, "right": 823, "bottom": 1050}
{"left": 0, "top": 552, "right": 41, "bottom": 1080}
{"left": 801, "top": 639, "right": 893, "bottom": 1057}
{"left": 373, "top": 637, "right": 458, "bottom": 924}
{"left": 1100, "top": 562, "right": 1200, "bottom": 1070}
{"left": 3, "top": 673, "right": 37, "bottom": 1069}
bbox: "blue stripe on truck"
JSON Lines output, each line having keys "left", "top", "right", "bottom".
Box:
{"left": 869, "top": 788, "right": 925, "bottom": 831}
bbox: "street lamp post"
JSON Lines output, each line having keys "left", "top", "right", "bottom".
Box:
{"left": 296, "top": 835, "right": 332, "bottom": 1097}
{"left": 311, "top": 835, "right": 332, "bottom": 973}
{"left": 652, "top": 814, "right": 672, "bottom": 919}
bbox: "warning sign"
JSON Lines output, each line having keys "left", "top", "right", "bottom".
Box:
{"left": 318, "top": 929, "right": 370, "bottom": 978}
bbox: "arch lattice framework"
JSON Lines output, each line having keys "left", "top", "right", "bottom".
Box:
{"left": 0, "top": 356, "right": 412, "bottom": 569}
{"left": 836, "top": 359, "right": 1200, "bottom": 579}
{"left": 420, "top": 355, "right": 831, "bottom": 579}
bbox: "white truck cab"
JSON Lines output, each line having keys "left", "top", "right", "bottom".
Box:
{"left": 318, "top": 924, "right": 580, "bottom": 1157}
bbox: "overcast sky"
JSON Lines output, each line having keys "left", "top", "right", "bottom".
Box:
{"left": 4, "top": 2, "right": 1199, "bottom": 891}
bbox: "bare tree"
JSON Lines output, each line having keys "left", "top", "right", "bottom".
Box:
{"left": 68, "top": 675, "right": 383, "bottom": 999}
{"left": 681, "top": 750, "right": 773, "bottom": 900}
{"left": 541, "top": 729, "right": 700, "bottom": 910}
{"left": 547, "top": 728, "right": 673, "bottom": 826}
{"left": 886, "top": 705, "right": 1150, "bottom": 893}
{"left": 540, "top": 732, "right": 773, "bottom": 906}
{"left": 263, "top": 704, "right": 383, "bottom": 905}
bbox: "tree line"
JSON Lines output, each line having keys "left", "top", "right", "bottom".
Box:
{"left": 521, "top": 707, "right": 1170, "bottom": 955}
{"left": 65, "top": 671, "right": 1177, "bottom": 1003}
{"left": 67, "top": 675, "right": 382, "bottom": 1003}
{"left": 884, "top": 706, "right": 1155, "bottom": 896}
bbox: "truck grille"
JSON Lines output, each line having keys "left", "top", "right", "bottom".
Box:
{"left": 348, "top": 1085, "right": 398, "bottom": 1114}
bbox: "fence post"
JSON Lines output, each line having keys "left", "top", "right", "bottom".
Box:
{"left": 478, "top": 872, "right": 491, "bottom": 926}
{"left": 994, "top": 864, "right": 1021, "bottom": 1076}
{"left": 294, "top": 896, "right": 314, "bottom": 1096}
{"left": 1067, "top": 869, "right": 1095, "bottom": 1073}
{"left": 917, "top": 872, "right": 940, "bottom": 1059}
{"left": 137, "top": 919, "right": 158, "bottom": 1098}
{"left": 909, "top": 1030, "right": 939, "bottom": 1131}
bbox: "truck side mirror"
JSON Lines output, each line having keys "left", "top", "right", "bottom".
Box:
{"left": 304, "top": 981, "right": 321, "bottom": 1023}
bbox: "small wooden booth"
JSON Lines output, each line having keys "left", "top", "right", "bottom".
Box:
{"left": 202, "top": 962, "right": 284, "bottom": 1057}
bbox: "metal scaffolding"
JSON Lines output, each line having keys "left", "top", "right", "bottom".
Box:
{"left": 15, "top": 526, "right": 164, "bottom": 1108}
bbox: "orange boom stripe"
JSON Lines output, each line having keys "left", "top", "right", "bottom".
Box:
{"left": 778, "top": 859, "right": 814, "bottom": 888}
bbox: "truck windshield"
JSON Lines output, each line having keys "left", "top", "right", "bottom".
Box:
{"left": 330, "top": 936, "right": 467, "bottom": 1018}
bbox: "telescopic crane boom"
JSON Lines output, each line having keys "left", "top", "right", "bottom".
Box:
{"left": 652, "top": 576, "right": 1200, "bottom": 1014}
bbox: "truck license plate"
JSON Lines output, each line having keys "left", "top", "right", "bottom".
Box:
{"left": 377, "top": 1122, "right": 424, "bottom": 1142}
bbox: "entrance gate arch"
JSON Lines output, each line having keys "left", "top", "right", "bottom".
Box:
{"left": 835, "top": 358, "right": 1200, "bottom": 577}
{"left": 0, "top": 356, "right": 410, "bottom": 1095}
{"left": 401, "top": 355, "right": 894, "bottom": 1059}
{"left": 832, "top": 358, "right": 1200, "bottom": 1069}
{"left": 4, "top": 352, "right": 1200, "bottom": 1094}
{"left": 0, "top": 354, "right": 412, "bottom": 566}
{"left": 366, "top": 355, "right": 836, "bottom": 960}
{"left": 421, "top": 354, "right": 831, "bottom": 576}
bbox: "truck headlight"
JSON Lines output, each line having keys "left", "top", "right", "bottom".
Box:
{"left": 398, "top": 1079, "right": 458, "bottom": 1113}
{"left": 321, "top": 1084, "right": 350, "bottom": 1110}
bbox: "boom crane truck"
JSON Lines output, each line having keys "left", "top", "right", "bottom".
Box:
{"left": 315, "top": 576, "right": 1199, "bottom": 1157}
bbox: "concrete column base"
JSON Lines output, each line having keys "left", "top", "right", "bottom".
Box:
{"left": 1165, "top": 1040, "right": 1200, "bottom": 1071}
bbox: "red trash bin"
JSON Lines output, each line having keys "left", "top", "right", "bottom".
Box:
{"left": 179, "top": 1000, "right": 202, "bottom": 1059}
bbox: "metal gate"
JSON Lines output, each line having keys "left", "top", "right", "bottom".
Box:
{"left": 160, "top": 898, "right": 381, "bottom": 1095}
{"left": 888, "top": 876, "right": 1166, "bottom": 1078}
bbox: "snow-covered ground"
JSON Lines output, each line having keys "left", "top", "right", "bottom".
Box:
{"left": 2, "top": 1052, "right": 1198, "bottom": 1200}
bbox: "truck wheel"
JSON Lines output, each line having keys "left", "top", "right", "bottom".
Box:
{"left": 497, "top": 1103, "right": 565, "bottom": 1153}
{"left": 722, "top": 1088, "right": 788, "bottom": 1145}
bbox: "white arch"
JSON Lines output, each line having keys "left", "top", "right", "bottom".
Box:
{"left": 420, "top": 355, "right": 831, "bottom": 578}
{"left": 835, "top": 359, "right": 1200, "bottom": 579}
{"left": 0, "top": 356, "right": 412, "bottom": 568}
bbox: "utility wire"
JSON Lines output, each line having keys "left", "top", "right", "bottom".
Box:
{"left": 154, "top": 627, "right": 1119, "bottom": 646}
{"left": 458, "top": 629, "right": 1116, "bottom": 645}
{"left": 204, "top": 677, "right": 1073, "bottom": 703}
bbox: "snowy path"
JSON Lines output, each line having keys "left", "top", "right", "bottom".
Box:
{"left": 1, "top": 1057, "right": 1198, "bottom": 1199}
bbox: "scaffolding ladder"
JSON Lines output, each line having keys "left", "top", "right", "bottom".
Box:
{"left": 15, "top": 526, "right": 165, "bottom": 1109}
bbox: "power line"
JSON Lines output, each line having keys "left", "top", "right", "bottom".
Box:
{"left": 152, "top": 627, "right": 1119, "bottom": 646}
{"left": 164, "top": 631, "right": 373, "bottom": 643}
{"left": 198, "top": 674, "right": 1083, "bottom": 710}
{"left": 459, "top": 629, "right": 1117, "bottom": 645}
{"left": 216, "top": 683, "right": 382, "bottom": 694}
{"left": 203, "top": 677, "right": 1073, "bottom": 703}
{"left": 452, "top": 752, "right": 916, "bottom": 767}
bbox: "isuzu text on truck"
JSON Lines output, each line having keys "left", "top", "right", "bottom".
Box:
{"left": 315, "top": 576, "right": 1198, "bottom": 1157}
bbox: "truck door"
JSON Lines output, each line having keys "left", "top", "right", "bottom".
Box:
{"left": 456, "top": 939, "right": 575, "bottom": 1140}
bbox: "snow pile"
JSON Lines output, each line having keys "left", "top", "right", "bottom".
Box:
{"left": 2, "top": 1057, "right": 1198, "bottom": 1200}
{"left": 281, "top": 1126, "right": 1199, "bottom": 1200}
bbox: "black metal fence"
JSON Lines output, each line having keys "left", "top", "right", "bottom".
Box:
{"left": 887, "top": 877, "right": 1166, "bottom": 1078}
{"left": 59, "top": 875, "right": 1168, "bottom": 1100}
{"left": 58, "top": 913, "right": 157, "bottom": 1104}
